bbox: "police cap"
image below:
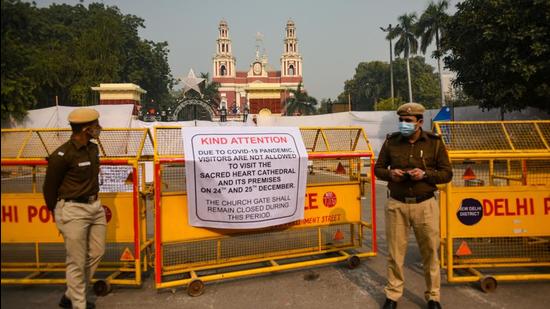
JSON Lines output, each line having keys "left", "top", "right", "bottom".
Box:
{"left": 67, "top": 108, "right": 99, "bottom": 124}
{"left": 396, "top": 102, "right": 425, "bottom": 116}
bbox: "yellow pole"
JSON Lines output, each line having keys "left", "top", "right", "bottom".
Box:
{"left": 446, "top": 183, "right": 454, "bottom": 282}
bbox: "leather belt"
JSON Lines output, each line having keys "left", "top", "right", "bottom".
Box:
{"left": 64, "top": 194, "right": 98, "bottom": 204}
{"left": 391, "top": 193, "right": 434, "bottom": 204}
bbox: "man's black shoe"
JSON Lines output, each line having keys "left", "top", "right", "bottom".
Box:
{"left": 59, "top": 294, "right": 96, "bottom": 309}
{"left": 59, "top": 294, "right": 71, "bottom": 308}
{"left": 427, "top": 300, "right": 442, "bottom": 309}
{"left": 382, "top": 298, "right": 398, "bottom": 309}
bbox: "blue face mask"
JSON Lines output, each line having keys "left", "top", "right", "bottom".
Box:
{"left": 399, "top": 122, "right": 416, "bottom": 136}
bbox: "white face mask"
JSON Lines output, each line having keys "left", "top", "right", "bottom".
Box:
{"left": 399, "top": 121, "right": 417, "bottom": 136}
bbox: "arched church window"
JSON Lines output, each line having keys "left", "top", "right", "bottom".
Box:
{"left": 220, "top": 65, "right": 227, "bottom": 76}
{"left": 288, "top": 65, "right": 295, "bottom": 76}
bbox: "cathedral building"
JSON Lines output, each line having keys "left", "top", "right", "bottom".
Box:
{"left": 212, "top": 19, "right": 303, "bottom": 115}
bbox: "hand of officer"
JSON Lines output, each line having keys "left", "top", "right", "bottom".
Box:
{"left": 390, "top": 169, "right": 406, "bottom": 182}
{"left": 407, "top": 168, "right": 426, "bottom": 181}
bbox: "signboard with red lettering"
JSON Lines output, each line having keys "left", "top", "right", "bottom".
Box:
{"left": 1, "top": 193, "right": 134, "bottom": 243}
{"left": 182, "top": 127, "right": 308, "bottom": 229}
{"left": 160, "top": 184, "right": 361, "bottom": 242}
{"left": 449, "top": 187, "right": 550, "bottom": 237}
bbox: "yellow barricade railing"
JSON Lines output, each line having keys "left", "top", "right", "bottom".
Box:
{"left": 1, "top": 128, "right": 154, "bottom": 295}
{"left": 153, "top": 127, "right": 377, "bottom": 295}
{"left": 434, "top": 120, "right": 550, "bottom": 292}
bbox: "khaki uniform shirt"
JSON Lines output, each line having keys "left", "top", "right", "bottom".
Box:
{"left": 374, "top": 130, "right": 452, "bottom": 200}
{"left": 43, "top": 138, "right": 100, "bottom": 210}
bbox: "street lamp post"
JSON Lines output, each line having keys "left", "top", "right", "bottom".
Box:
{"left": 220, "top": 106, "right": 227, "bottom": 122}
{"left": 380, "top": 24, "right": 395, "bottom": 108}
{"left": 243, "top": 106, "right": 249, "bottom": 123}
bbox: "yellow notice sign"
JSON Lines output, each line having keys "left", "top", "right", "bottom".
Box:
{"left": 1, "top": 193, "right": 135, "bottom": 243}
{"left": 120, "top": 247, "right": 135, "bottom": 261}
{"left": 449, "top": 187, "right": 550, "bottom": 237}
{"left": 161, "top": 184, "right": 361, "bottom": 242}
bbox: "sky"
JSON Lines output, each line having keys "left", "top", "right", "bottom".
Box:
{"left": 35, "top": 0, "right": 457, "bottom": 100}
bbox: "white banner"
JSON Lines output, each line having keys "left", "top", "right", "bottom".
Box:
{"left": 99, "top": 166, "right": 133, "bottom": 192}
{"left": 183, "top": 127, "right": 308, "bottom": 229}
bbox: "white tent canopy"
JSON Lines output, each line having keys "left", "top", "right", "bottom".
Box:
{"left": 4, "top": 104, "right": 134, "bottom": 129}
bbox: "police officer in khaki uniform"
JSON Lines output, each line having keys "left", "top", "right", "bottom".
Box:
{"left": 43, "top": 108, "right": 106, "bottom": 309}
{"left": 375, "top": 103, "right": 452, "bottom": 309}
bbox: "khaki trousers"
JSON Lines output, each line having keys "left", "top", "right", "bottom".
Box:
{"left": 384, "top": 197, "right": 440, "bottom": 302}
{"left": 55, "top": 199, "right": 106, "bottom": 309}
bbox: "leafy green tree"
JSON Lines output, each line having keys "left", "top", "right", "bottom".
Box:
{"left": 337, "top": 61, "right": 389, "bottom": 111}
{"left": 1, "top": 0, "right": 38, "bottom": 120}
{"left": 417, "top": 0, "right": 450, "bottom": 107}
{"left": 338, "top": 57, "right": 440, "bottom": 111}
{"left": 399, "top": 57, "right": 440, "bottom": 107}
{"left": 375, "top": 97, "right": 403, "bottom": 111}
{"left": 443, "top": 0, "right": 550, "bottom": 112}
{"left": 388, "top": 13, "right": 418, "bottom": 102}
{"left": 283, "top": 82, "right": 318, "bottom": 116}
{"left": 1, "top": 0, "right": 175, "bottom": 121}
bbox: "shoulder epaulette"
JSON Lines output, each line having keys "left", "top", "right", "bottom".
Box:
{"left": 51, "top": 141, "right": 70, "bottom": 158}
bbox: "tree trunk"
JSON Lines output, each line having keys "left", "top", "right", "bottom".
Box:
{"left": 436, "top": 31, "right": 446, "bottom": 107}
{"left": 406, "top": 56, "right": 413, "bottom": 102}
{"left": 437, "top": 56, "right": 445, "bottom": 107}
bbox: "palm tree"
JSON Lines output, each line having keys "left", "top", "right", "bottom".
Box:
{"left": 282, "top": 82, "right": 318, "bottom": 116}
{"left": 388, "top": 13, "right": 418, "bottom": 103}
{"left": 417, "top": 0, "right": 450, "bottom": 106}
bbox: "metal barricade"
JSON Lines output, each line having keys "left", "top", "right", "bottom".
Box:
{"left": 434, "top": 120, "right": 550, "bottom": 292}
{"left": 1, "top": 128, "right": 154, "bottom": 295}
{"left": 153, "top": 127, "right": 377, "bottom": 296}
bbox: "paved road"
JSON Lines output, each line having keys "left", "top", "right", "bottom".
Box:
{"left": 2, "top": 183, "right": 550, "bottom": 309}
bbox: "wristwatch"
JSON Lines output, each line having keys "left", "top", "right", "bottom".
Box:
{"left": 422, "top": 170, "right": 427, "bottom": 179}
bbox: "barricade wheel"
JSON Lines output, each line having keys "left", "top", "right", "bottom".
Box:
{"left": 187, "top": 279, "right": 205, "bottom": 297}
{"left": 347, "top": 255, "right": 361, "bottom": 269}
{"left": 480, "top": 276, "right": 497, "bottom": 293}
{"left": 93, "top": 280, "right": 112, "bottom": 296}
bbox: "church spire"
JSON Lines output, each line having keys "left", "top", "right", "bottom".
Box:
{"left": 281, "top": 19, "right": 302, "bottom": 77}
{"left": 213, "top": 19, "right": 236, "bottom": 78}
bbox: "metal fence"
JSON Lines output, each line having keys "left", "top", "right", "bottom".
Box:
{"left": 1, "top": 128, "right": 154, "bottom": 295}
{"left": 434, "top": 121, "right": 550, "bottom": 292}
{"left": 153, "top": 127, "right": 377, "bottom": 296}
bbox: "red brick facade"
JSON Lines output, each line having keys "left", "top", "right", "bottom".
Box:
{"left": 99, "top": 99, "right": 140, "bottom": 115}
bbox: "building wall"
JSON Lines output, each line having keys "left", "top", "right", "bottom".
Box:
{"left": 331, "top": 103, "right": 351, "bottom": 113}
{"left": 214, "top": 74, "right": 302, "bottom": 114}
{"left": 249, "top": 98, "right": 283, "bottom": 114}
{"left": 92, "top": 83, "right": 146, "bottom": 116}
{"left": 212, "top": 20, "right": 303, "bottom": 115}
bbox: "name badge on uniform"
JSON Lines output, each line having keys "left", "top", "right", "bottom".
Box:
{"left": 78, "top": 161, "right": 91, "bottom": 167}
